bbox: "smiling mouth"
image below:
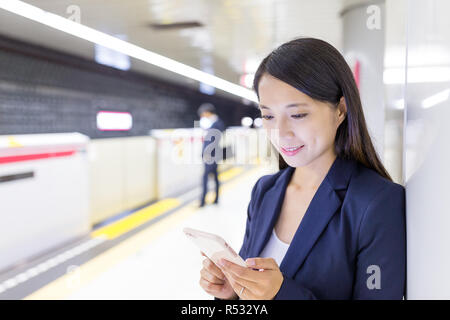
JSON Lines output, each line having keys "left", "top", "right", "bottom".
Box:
{"left": 281, "top": 145, "right": 304, "bottom": 152}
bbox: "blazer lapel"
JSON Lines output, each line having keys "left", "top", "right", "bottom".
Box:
{"left": 248, "top": 166, "right": 295, "bottom": 259}
{"left": 279, "top": 178, "right": 341, "bottom": 278}
{"left": 247, "top": 155, "right": 357, "bottom": 278}
{"left": 279, "top": 156, "right": 357, "bottom": 278}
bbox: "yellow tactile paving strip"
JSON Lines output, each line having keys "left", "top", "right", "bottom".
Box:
{"left": 91, "top": 198, "right": 181, "bottom": 240}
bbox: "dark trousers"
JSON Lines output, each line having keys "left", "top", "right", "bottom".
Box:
{"left": 200, "top": 163, "right": 219, "bottom": 205}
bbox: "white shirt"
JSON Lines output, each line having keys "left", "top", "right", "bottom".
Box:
{"left": 259, "top": 228, "right": 290, "bottom": 267}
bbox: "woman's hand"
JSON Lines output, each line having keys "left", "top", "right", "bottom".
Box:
{"left": 218, "top": 257, "right": 284, "bottom": 300}
{"left": 199, "top": 252, "right": 238, "bottom": 300}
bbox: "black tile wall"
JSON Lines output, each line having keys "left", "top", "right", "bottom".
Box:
{"left": 0, "top": 34, "right": 259, "bottom": 139}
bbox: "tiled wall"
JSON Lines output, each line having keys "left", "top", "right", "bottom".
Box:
{"left": 0, "top": 35, "right": 257, "bottom": 138}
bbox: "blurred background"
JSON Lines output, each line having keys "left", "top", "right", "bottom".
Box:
{"left": 0, "top": 0, "right": 448, "bottom": 299}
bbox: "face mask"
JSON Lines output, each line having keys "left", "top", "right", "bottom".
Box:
{"left": 200, "top": 116, "right": 212, "bottom": 129}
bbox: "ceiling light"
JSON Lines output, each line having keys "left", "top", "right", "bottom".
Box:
{"left": 0, "top": 0, "right": 257, "bottom": 102}
{"left": 241, "top": 117, "right": 253, "bottom": 127}
{"left": 422, "top": 89, "right": 450, "bottom": 109}
{"left": 384, "top": 66, "right": 450, "bottom": 84}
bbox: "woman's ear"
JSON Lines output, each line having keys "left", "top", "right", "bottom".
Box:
{"left": 337, "top": 96, "right": 347, "bottom": 126}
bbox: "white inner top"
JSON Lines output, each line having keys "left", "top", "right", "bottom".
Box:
{"left": 259, "top": 228, "right": 290, "bottom": 267}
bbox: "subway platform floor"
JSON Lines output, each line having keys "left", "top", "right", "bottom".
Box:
{"left": 0, "top": 164, "right": 274, "bottom": 300}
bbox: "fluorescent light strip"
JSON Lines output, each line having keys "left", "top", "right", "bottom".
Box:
{"left": 384, "top": 66, "right": 450, "bottom": 84}
{"left": 0, "top": 0, "right": 258, "bottom": 102}
{"left": 422, "top": 89, "right": 450, "bottom": 109}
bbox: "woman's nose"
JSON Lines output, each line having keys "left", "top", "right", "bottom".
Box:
{"left": 276, "top": 121, "right": 295, "bottom": 139}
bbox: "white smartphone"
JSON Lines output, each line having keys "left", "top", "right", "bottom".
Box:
{"left": 183, "top": 227, "right": 247, "bottom": 267}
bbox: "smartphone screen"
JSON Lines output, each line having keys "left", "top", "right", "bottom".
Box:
{"left": 183, "top": 227, "right": 246, "bottom": 267}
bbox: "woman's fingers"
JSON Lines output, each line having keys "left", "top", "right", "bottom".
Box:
{"left": 200, "top": 252, "right": 227, "bottom": 286}
{"left": 200, "top": 267, "right": 225, "bottom": 285}
{"left": 202, "top": 256, "right": 226, "bottom": 281}
{"left": 199, "top": 277, "right": 224, "bottom": 294}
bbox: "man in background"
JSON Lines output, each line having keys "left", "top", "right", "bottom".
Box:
{"left": 197, "top": 103, "right": 226, "bottom": 207}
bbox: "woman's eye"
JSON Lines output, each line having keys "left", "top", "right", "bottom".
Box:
{"left": 291, "top": 113, "right": 308, "bottom": 119}
{"left": 261, "top": 114, "right": 307, "bottom": 120}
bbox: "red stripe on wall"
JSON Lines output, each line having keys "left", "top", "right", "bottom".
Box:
{"left": 0, "top": 150, "right": 76, "bottom": 164}
{"left": 354, "top": 60, "right": 361, "bottom": 90}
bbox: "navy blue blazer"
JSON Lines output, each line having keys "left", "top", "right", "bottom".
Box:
{"left": 239, "top": 155, "right": 406, "bottom": 300}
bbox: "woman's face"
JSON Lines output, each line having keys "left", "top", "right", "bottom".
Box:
{"left": 258, "top": 73, "right": 345, "bottom": 168}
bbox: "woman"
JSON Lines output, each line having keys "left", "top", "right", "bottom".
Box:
{"left": 199, "top": 38, "right": 406, "bottom": 300}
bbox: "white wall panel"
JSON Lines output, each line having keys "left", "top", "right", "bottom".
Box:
{"left": 89, "top": 137, "right": 157, "bottom": 225}
{"left": 405, "top": 0, "right": 450, "bottom": 299}
{"left": 0, "top": 133, "right": 90, "bottom": 272}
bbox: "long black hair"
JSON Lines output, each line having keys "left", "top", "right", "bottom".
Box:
{"left": 253, "top": 37, "right": 392, "bottom": 181}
